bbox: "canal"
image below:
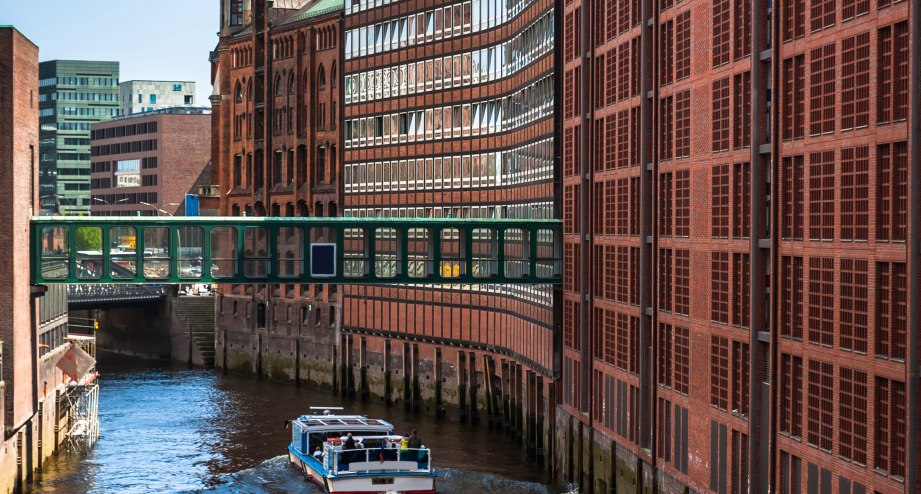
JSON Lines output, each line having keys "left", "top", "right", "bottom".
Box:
{"left": 28, "top": 352, "right": 566, "bottom": 494}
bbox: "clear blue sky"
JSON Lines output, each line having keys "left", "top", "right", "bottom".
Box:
{"left": 0, "top": 0, "right": 219, "bottom": 106}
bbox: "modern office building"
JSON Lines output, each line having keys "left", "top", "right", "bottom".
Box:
{"left": 342, "top": 0, "right": 558, "bottom": 463}
{"left": 89, "top": 107, "right": 211, "bottom": 216}
{"left": 561, "top": 1, "right": 919, "bottom": 493}
{"left": 211, "top": 0, "right": 344, "bottom": 382}
{"left": 119, "top": 80, "right": 196, "bottom": 115}
{"left": 38, "top": 60, "right": 119, "bottom": 214}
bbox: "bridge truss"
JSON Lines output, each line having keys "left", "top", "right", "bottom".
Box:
{"left": 32, "top": 217, "right": 562, "bottom": 286}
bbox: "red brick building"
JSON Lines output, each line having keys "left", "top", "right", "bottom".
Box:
{"left": 210, "top": 0, "right": 344, "bottom": 383}
{"left": 0, "top": 26, "right": 73, "bottom": 491}
{"left": 89, "top": 108, "right": 211, "bottom": 217}
{"left": 561, "top": 1, "right": 919, "bottom": 493}
{"left": 341, "top": 0, "right": 558, "bottom": 464}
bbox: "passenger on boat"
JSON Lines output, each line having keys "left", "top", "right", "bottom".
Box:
{"left": 408, "top": 430, "right": 423, "bottom": 449}
{"left": 312, "top": 447, "right": 323, "bottom": 459}
{"left": 400, "top": 434, "right": 409, "bottom": 450}
{"left": 343, "top": 433, "right": 357, "bottom": 450}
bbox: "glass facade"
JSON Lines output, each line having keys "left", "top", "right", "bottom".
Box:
{"left": 39, "top": 60, "right": 119, "bottom": 215}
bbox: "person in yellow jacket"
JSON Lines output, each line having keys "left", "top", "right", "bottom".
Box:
{"left": 400, "top": 433, "right": 409, "bottom": 450}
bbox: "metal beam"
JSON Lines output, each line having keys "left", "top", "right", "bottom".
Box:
{"left": 31, "top": 217, "right": 563, "bottom": 285}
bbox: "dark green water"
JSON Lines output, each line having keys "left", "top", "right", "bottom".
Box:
{"left": 28, "top": 352, "right": 563, "bottom": 494}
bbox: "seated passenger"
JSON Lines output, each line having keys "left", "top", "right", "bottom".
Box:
{"left": 312, "top": 447, "right": 322, "bottom": 459}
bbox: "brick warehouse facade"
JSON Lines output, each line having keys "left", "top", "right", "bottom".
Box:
{"left": 89, "top": 108, "right": 211, "bottom": 217}
{"left": 561, "top": 0, "right": 919, "bottom": 494}
{"left": 341, "top": 0, "right": 560, "bottom": 467}
{"left": 0, "top": 27, "right": 73, "bottom": 492}
{"left": 210, "top": 0, "right": 345, "bottom": 386}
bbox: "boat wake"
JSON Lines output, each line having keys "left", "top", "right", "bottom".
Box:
{"left": 181, "top": 456, "right": 557, "bottom": 494}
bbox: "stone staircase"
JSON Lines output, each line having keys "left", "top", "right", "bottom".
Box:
{"left": 175, "top": 296, "right": 216, "bottom": 368}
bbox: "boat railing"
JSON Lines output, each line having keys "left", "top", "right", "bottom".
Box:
{"left": 330, "top": 447, "right": 432, "bottom": 474}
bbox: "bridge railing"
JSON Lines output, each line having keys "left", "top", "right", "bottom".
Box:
{"left": 32, "top": 217, "right": 562, "bottom": 285}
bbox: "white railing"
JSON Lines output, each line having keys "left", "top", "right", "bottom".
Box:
{"left": 327, "top": 447, "right": 432, "bottom": 475}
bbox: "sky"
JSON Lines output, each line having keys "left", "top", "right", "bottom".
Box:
{"left": 0, "top": 0, "right": 219, "bottom": 106}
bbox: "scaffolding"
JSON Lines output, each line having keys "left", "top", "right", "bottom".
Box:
{"left": 63, "top": 334, "right": 99, "bottom": 451}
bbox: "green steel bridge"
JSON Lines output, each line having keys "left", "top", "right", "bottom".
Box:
{"left": 32, "top": 217, "right": 562, "bottom": 286}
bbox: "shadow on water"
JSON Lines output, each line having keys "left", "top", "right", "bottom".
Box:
{"left": 28, "top": 352, "right": 567, "bottom": 494}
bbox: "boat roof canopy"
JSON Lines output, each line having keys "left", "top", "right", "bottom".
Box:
{"left": 295, "top": 414, "right": 394, "bottom": 432}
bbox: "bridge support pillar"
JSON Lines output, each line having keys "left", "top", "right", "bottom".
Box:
{"left": 433, "top": 347, "right": 445, "bottom": 417}
{"left": 383, "top": 340, "right": 392, "bottom": 405}
{"left": 458, "top": 353, "right": 468, "bottom": 423}
{"left": 359, "top": 337, "right": 369, "bottom": 401}
{"left": 402, "top": 343, "right": 411, "bottom": 411}
{"left": 468, "top": 352, "right": 480, "bottom": 425}
{"left": 411, "top": 344, "right": 420, "bottom": 413}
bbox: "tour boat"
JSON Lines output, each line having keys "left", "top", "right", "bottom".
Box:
{"left": 287, "top": 407, "right": 437, "bottom": 494}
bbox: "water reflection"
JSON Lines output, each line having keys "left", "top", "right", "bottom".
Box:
{"left": 28, "top": 352, "right": 560, "bottom": 493}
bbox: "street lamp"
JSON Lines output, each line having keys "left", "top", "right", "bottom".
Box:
{"left": 137, "top": 201, "right": 178, "bottom": 217}
{"left": 91, "top": 197, "right": 129, "bottom": 206}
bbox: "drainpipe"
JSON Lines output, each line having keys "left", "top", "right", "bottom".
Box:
{"left": 637, "top": 0, "right": 653, "bottom": 452}
{"left": 577, "top": 0, "right": 591, "bottom": 416}
{"left": 747, "top": 0, "right": 768, "bottom": 491}
{"left": 905, "top": 1, "right": 919, "bottom": 491}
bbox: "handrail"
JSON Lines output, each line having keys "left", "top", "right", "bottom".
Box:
{"left": 328, "top": 446, "right": 432, "bottom": 474}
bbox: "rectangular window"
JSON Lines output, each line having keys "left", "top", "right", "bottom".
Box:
{"left": 876, "top": 141, "right": 908, "bottom": 241}
{"left": 674, "top": 326, "right": 689, "bottom": 394}
{"left": 733, "top": 0, "right": 751, "bottom": 59}
{"left": 807, "top": 257, "right": 834, "bottom": 346}
{"left": 659, "top": 20, "right": 674, "bottom": 86}
{"left": 838, "top": 367, "right": 868, "bottom": 464}
{"left": 782, "top": 0, "right": 806, "bottom": 41}
{"left": 711, "top": 336, "right": 729, "bottom": 410}
{"left": 839, "top": 259, "right": 868, "bottom": 353}
{"left": 780, "top": 256, "right": 804, "bottom": 339}
{"left": 809, "top": 44, "right": 836, "bottom": 136}
{"left": 810, "top": 0, "right": 835, "bottom": 32}
{"left": 806, "top": 359, "right": 834, "bottom": 451}
{"left": 674, "top": 170, "right": 690, "bottom": 236}
{"left": 731, "top": 253, "right": 750, "bottom": 328}
{"left": 675, "top": 91, "right": 690, "bottom": 158}
{"left": 659, "top": 248, "right": 673, "bottom": 312}
{"left": 840, "top": 32, "right": 870, "bottom": 131}
{"left": 657, "top": 323, "right": 673, "bottom": 388}
{"left": 781, "top": 55, "right": 806, "bottom": 140}
{"left": 731, "top": 340, "right": 749, "bottom": 416}
{"left": 877, "top": 22, "right": 909, "bottom": 124}
{"left": 674, "top": 250, "right": 689, "bottom": 316}
{"left": 732, "top": 162, "right": 751, "bottom": 238}
{"left": 780, "top": 353, "right": 803, "bottom": 437}
{"left": 876, "top": 261, "right": 907, "bottom": 360}
{"left": 874, "top": 377, "right": 907, "bottom": 477}
{"left": 711, "top": 252, "right": 730, "bottom": 324}
{"left": 675, "top": 11, "right": 691, "bottom": 80}
{"left": 712, "top": 0, "right": 730, "bottom": 66}
{"left": 659, "top": 96, "right": 673, "bottom": 160}
{"left": 732, "top": 72, "right": 751, "bottom": 149}
{"left": 779, "top": 451, "right": 803, "bottom": 494}
{"left": 839, "top": 146, "right": 869, "bottom": 241}
{"left": 842, "top": 0, "right": 869, "bottom": 20}
{"left": 659, "top": 172, "right": 673, "bottom": 236}
{"left": 712, "top": 78, "right": 731, "bottom": 151}
{"left": 781, "top": 155, "right": 804, "bottom": 239}
{"left": 808, "top": 150, "right": 835, "bottom": 241}
{"left": 712, "top": 164, "right": 730, "bottom": 237}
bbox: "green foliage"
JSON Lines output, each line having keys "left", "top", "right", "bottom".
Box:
{"left": 75, "top": 227, "right": 102, "bottom": 252}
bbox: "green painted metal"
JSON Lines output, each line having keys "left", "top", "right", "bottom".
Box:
{"left": 31, "top": 216, "right": 562, "bottom": 285}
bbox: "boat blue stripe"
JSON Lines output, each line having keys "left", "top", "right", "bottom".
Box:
{"left": 288, "top": 445, "right": 437, "bottom": 479}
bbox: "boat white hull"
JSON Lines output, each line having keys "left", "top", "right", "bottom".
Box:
{"left": 290, "top": 450, "right": 436, "bottom": 494}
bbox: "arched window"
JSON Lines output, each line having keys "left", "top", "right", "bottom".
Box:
{"left": 234, "top": 82, "right": 243, "bottom": 103}
{"left": 330, "top": 62, "right": 337, "bottom": 88}
{"left": 274, "top": 73, "right": 283, "bottom": 96}
{"left": 288, "top": 72, "right": 296, "bottom": 94}
{"left": 317, "top": 65, "right": 326, "bottom": 89}
{"left": 246, "top": 79, "right": 253, "bottom": 101}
